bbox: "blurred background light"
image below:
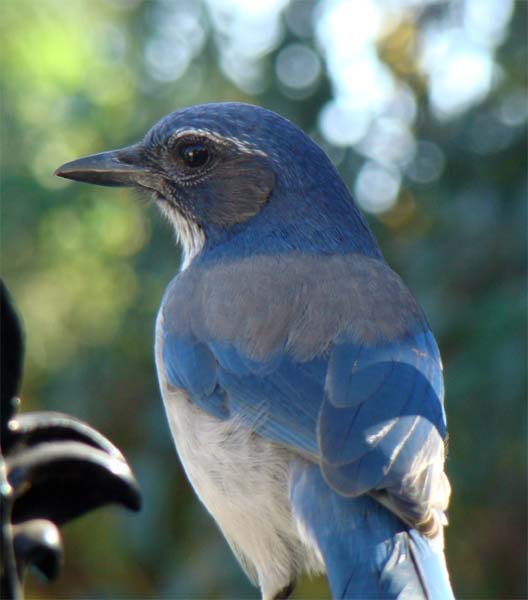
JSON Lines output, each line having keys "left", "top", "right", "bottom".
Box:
{"left": 358, "top": 117, "right": 416, "bottom": 169}
{"left": 145, "top": 1, "right": 206, "bottom": 82}
{"left": 405, "top": 140, "right": 445, "bottom": 184}
{"left": 499, "top": 89, "right": 528, "bottom": 127}
{"left": 462, "top": 0, "right": 514, "bottom": 47}
{"left": 318, "top": 100, "right": 370, "bottom": 146}
{"left": 384, "top": 84, "right": 417, "bottom": 125}
{"left": 316, "top": 0, "right": 382, "bottom": 58}
{"left": 421, "top": 30, "right": 496, "bottom": 119}
{"left": 206, "top": 0, "right": 287, "bottom": 58}
{"left": 355, "top": 161, "right": 401, "bottom": 214}
{"left": 275, "top": 43, "right": 321, "bottom": 97}
{"left": 284, "top": 0, "right": 315, "bottom": 39}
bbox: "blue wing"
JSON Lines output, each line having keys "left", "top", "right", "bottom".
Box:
{"left": 318, "top": 330, "right": 447, "bottom": 529}
{"left": 161, "top": 326, "right": 446, "bottom": 527}
{"left": 162, "top": 332, "right": 325, "bottom": 456}
{"left": 158, "top": 253, "right": 448, "bottom": 528}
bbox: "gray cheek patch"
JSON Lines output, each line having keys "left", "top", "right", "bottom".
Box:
{"left": 191, "top": 153, "right": 276, "bottom": 227}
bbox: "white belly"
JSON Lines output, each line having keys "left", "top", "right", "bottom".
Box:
{"left": 155, "top": 316, "right": 323, "bottom": 598}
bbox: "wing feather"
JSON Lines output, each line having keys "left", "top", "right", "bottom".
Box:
{"left": 159, "top": 256, "right": 448, "bottom": 529}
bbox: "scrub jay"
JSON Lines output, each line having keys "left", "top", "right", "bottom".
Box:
{"left": 55, "top": 103, "right": 453, "bottom": 600}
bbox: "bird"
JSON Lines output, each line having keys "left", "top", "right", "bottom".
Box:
{"left": 55, "top": 102, "right": 454, "bottom": 600}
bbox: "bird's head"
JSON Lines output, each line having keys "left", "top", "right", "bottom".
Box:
{"left": 55, "top": 102, "right": 379, "bottom": 265}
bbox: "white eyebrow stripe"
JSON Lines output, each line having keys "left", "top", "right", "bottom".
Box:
{"left": 169, "top": 127, "right": 267, "bottom": 157}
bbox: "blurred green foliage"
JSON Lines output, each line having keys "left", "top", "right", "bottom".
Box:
{"left": 1, "top": 0, "right": 526, "bottom": 598}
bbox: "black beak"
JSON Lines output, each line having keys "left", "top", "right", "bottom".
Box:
{"left": 54, "top": 145, "right": 151, "bottom": 188}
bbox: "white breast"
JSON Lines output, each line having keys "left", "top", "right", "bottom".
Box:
{"left": 155, "top": 311, "right": 324, "bottom": 599}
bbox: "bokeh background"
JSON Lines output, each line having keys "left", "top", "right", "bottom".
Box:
{"left": 1, "top": 0, "right": 526, "bottom": 598}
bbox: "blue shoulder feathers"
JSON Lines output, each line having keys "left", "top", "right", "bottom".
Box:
{"left": 160, "top": 252, "right": 447, "bottom": 528}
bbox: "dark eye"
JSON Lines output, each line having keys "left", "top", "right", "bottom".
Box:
{"left": 179, "top": 143, "right": 209, "bottom": 168}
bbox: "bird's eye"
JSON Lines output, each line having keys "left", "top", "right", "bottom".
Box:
{"left": 179, "top": 143, "right": 209, "bottom": 168}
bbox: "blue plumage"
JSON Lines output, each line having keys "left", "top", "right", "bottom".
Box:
{"left": 290, "top": 464, "right": 452, "bottom": 599}
{"left": 56, "top": 102, "right": 454, "bottom": 599}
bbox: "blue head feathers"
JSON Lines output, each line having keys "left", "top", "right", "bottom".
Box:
{"left": 55, "top": 102, "right": 381, "bottom": 261}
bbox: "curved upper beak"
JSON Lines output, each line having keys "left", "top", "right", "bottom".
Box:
{"left": 54, "top": 145, "right": 151, "bottom": 188}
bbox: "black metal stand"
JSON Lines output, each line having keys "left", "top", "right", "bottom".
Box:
{"left": 0, "top": 281, "right": 141, "bottom": 598}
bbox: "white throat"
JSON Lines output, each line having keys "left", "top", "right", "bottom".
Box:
{"left": 158, "top": 201, "right": 205, "bottom": 271}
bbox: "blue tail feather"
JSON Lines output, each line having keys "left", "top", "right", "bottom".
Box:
{"left": 407, "top": 529, "right": 454, "bottom": 600}
{"left": 290, "top": 463, "right": 454, "bottom": 599}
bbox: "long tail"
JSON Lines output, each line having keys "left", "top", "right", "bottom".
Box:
{"left": 290, "top": 463, "right": 454, "bottom": 599}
